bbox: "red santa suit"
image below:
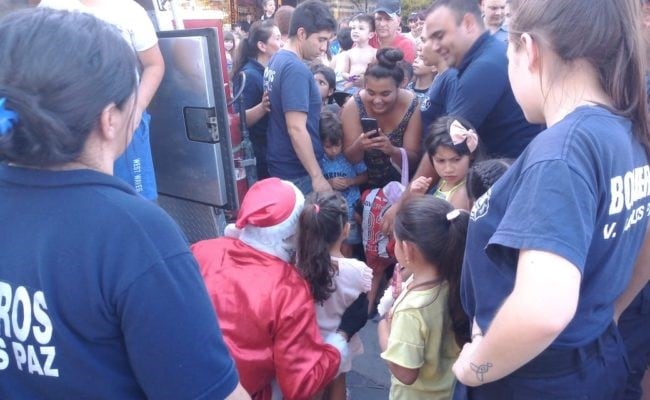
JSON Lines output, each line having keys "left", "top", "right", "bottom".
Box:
{"left": 192, "top": 178, "right": 344, "bottom": 400}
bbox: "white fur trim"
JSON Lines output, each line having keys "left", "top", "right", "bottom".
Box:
{"left": 238, "top": 181, "right": 304, "bottom": 262}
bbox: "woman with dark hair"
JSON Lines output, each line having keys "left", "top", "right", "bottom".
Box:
{"left": 341, "top": 48, "right": 422, "bottom": 189}
{"left": 232, "top": 19, "right": 282, "bottom": 179}
{"left": 452, "top": 0, "right": 650, "bottom": 397}
{"left": 0, "top": 8, "right": 247, "bottom": 399}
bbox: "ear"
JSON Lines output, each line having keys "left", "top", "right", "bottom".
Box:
{"left": 520, "top": 33, "right": 540, "bottom": 73}
{"left": 401, "top": 240, "right": 419, "bottom": 263}
{"left": 342, "top": 222, "right": 350, "bottom": 239}
{"left": 257, "top": 40, "right": 266, "bottom": 54}
{"left": 297, "top": 27, "right": 307, "bottom": 41}
{"left": 328, "top": 87, "right": 335, "bottom": 97}
{"left": 461, "top": 12, "right": 476, "bottom": 33}
{"left": 98, "top": 103, "right": 120, "bottom": 142}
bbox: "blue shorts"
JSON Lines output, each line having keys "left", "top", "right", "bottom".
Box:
{"left": 452, "top": 323, "right": 629, "bottom": 400}
{"left": 114, "top": 111, "right": 158, "bottom": 200}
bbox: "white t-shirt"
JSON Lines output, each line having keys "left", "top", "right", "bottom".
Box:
{"left": 39, "top": 0, "right": 157, "bottom": 52}
{"left": 315, "top": 257, "right": 372, "bottom": 373}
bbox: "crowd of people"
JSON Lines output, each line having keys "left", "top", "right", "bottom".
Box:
{"left": 0, "top": 0, "right": 649, "bottom": 399}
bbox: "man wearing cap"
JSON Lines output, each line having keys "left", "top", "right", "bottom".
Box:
{"left": 192, "top": 178, "right": 368, "bottom": 400}
{"left": 370, "top": 0, "right": 416, "bottom": 63}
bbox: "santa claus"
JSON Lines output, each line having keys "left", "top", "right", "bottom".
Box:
{"left": 192, "top": 178, "right": 366, "bottom": 399}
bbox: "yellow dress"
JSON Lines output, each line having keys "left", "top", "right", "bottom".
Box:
{"left": 380, "top": 280, "right": 461, "bottom": 399}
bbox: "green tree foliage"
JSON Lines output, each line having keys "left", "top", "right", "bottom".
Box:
{"left": 400, "top": 0, "right": 434, "bottom": 26}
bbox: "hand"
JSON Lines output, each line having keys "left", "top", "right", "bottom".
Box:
{"left": 364, "top": 132, "right": 395, "bottom": 156}
{"left": 312, "top": 175, "right": 333, "bottom": 193}
{"left": 261, "top": 91, "right": 270, "bottom": 112}
{"left": 330, "top": 177, "right": 350, "bottom": 191}
{"left": 338, "top": 293, "right": 369, "bottom": 339}
{"left": 410, "top": 176, "right": 432, "bottom": 195}
{"left": 452, "top": 335, "right": 485, "bottom": 387}
{"left": 391, "top": 265, "right": 404, "bottom": 299}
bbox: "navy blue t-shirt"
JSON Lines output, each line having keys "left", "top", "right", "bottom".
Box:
{"left": 448, "top": 32, "right": 542, "bottom": 158}
{"left": 235, "top": 58, "right": 270, "bottom": 178}
{"left": 420, "top": 68, "right": 458, "bottom": 134}
{"left": 264, "top": 49, "right": 324, "bottom": 179}
{"left": 463, "top": 106, "right": 650, "bottom": 347}
{"left": 0, "top": 166, "right": 239, "bottom": 399}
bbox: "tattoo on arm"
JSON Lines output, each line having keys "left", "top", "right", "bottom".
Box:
{"left": 470, "top": 362, "right": 493, "bottom": 383}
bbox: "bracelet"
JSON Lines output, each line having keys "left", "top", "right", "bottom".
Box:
{"left": 471, "top": 333, "right": 483, "bottom": 340}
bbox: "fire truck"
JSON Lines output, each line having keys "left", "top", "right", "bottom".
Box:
{"left": 133, "top": 0, "right": 261, "bottom": 243}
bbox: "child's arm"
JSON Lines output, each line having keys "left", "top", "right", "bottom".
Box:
{"left": 336, "top": 50, "right": 352, "bottom": 78}
{"left": 378, "top": 317, "right": 420, "bottom": 385}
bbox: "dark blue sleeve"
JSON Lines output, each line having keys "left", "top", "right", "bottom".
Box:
{"left": 422, "top": 70, "right": 458, "bottom": 131}
{"left": 447, "top": 60, "right": 507, "bottom": 130}
{"left": 234, "top": 67, "right": 264, "bottom": 113}
{"left": 118, "top": 253, "right": 239, "bottom": 399}
{"left": 488, "top": 160, "right": 597, "bottom": 271}
{"left": 280, "top": 63, "right": 311, "bottom": 113}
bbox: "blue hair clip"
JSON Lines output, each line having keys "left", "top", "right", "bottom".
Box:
{"left": 0, "top": 97, "right": 18, "bottom": 136}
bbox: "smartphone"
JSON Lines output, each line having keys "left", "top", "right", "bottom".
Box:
{"left": 360, "top": 117, "right": 379, "bottom": 137}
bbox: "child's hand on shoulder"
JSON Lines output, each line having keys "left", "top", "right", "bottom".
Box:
{"left": 410, "top": 176, "right": 432, "bottom": 195}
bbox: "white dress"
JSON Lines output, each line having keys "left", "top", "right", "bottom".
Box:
{"left": 315, "top": 257, "right": 373, "bottom": 373}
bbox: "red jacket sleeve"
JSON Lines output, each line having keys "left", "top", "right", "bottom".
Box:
{"left": 272, "top": 278, "right": 341, "bottom": 400}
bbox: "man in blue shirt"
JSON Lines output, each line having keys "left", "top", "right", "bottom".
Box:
{"left": 421, "top": 0, "right": 540, "bottom": 159}
{"left": 264, "top": 0, "right": 336, "bottom": 194}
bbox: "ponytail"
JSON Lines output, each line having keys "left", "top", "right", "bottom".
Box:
{"left": 296, "top": 191, "right": 348, "bottom": 304}
{"left": 230, "top": 20, "right": 275, "bottom": 81}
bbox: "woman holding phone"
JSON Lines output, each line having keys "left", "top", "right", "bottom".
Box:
{"left": 341, "top": 48, "right": 422, "bottom": 189}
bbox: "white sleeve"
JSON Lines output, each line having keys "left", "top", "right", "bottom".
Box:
{"left": 127, "top": 1, "right": 158, "bottom": 52}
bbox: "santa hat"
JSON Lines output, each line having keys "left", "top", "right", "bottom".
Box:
{"left": 225, "top": 178, "right": 304, "bottom": 261}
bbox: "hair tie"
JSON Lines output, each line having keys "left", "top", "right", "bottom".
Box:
{"left": 446, "top": 209, "right": 460, "bottom": 221}
{"left": 0, "top": 98, "right": 18, "bottom": 136}
{"left": 449, "top": 119, "right": 478, "bottom": 153}
{"left": 313, "top": 204, "right": 320, "bottom": 214}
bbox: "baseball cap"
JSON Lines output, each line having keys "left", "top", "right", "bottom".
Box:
{"left": 374, "top": 0, "right": 400, "bottom": 19}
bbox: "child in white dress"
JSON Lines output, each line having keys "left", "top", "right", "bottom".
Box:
{"left": 296, "top": 191, "right": 373, "bottom": 400}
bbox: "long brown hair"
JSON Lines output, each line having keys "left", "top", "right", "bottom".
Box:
{"left": 296, "top": 191, "right": 348, "bottom": 304}
{"left": 509, "top": 0, "right": 650, "bottom": 157}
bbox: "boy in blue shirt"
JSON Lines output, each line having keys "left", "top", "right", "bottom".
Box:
{"left": 319, "top": 112, "right": 367, "bottom": 256}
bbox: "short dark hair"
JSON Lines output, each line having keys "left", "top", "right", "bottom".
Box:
{"left": 288, "top": 0, "right": 336, "bottom": 38}
{"left": 319, "top": 111, "right": 343, "bottom": 145}
{"left": 0, "top": 8, "right": 137, "bottom": 167}
{"left": 427, "top": 0, "right": 483, "bottom": 27}
{"left": 351, "top": 13, "right": 375, "bottom": 32}
{"left": 311, "top": 64, "right": 336, "bottom": 91}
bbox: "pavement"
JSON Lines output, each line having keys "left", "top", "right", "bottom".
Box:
{"left": 347, "top": 319, "right": 391, "bottom": 399}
